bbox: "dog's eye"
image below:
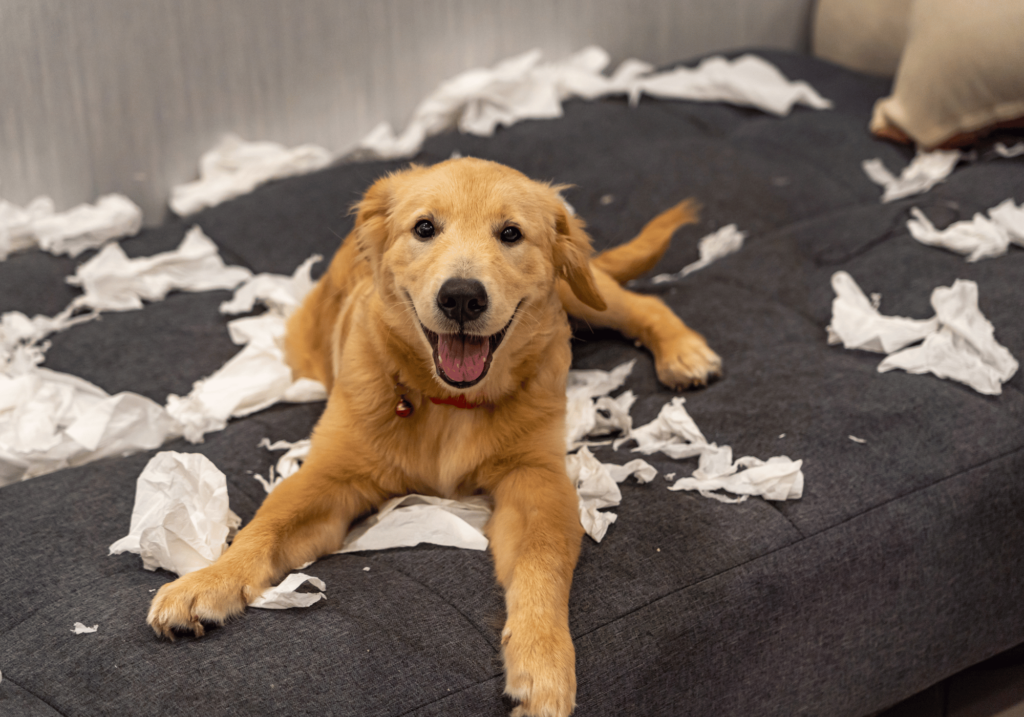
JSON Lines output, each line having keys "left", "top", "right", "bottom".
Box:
{"left": 414, "top": 220, "right": 435, "bottom": 239}
{"left": 500, "top": 226, "right": 522, "bottom": 243}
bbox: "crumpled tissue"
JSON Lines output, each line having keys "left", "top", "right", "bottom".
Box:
{"left": 71, "top": 623, "right": 98, "bottom": 634}
{"left": 340, "top": 494, "right": 493, "bottom": 552}
{"left": 862, "top": 149, "right": 962, "bottom": 203}
{"left": 878, "top": 280, "right": 1018, "bottom": 395}
{"left": 995, "top": 142, "right": 1024, "bottom": 158}
{"left": 907, "top": 200, "right": 1024, "bottom": 262}
{"left": 566, "top": 446, "right": 657, "bottom": 542}
{"left": 167, "top": 255, "right": 327, "bottom": 443}
{"left": 170, "top": 134, "right": 334, "bottom": 216}
{"left": 826, "top": 271, "right": 940, "bottom": 354}
{"left": 651, "top": 224, "right": 746, "bottom": 284}
{"left": 110, "top": 451, "right": 326, "bottom": 609}
{"left": 359, "top": 47, "right": 831, "bottom": 160}
{"left": 626, "top": 398, "right": 804, "bottom": 503}
{"left": 67, "top": 225, "right": 253, "bottom": 313}
{"left": 565, "top": 359, "right": 636, "bottom": 447}
{"left": 0, "top": 193, "right": 142, "bottom": 260}
{"left": 828, "top": 272, "right": 1018, "bottom": 395}
{"left": 254, "top": 437, "right": 311, "bottom": 493}
{"left": 0, "top": 367, "right": 176, "bottom": 486}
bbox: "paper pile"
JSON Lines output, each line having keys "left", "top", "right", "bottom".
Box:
{"left": 627, "top": 397, "right": 804, "bottom": 503}
{"left": 862, "top": 149, "right": 962, "bottom": 203}
{"left": 170, "top": 134, "right": 334, "bottom": 216}
{"left": 0, "top": 194, "right": 143, "bottom": 261}
{"left": 650, "top": 224, "right": 746, "bottom": 284}
{"left": 827, "top": 271, "right": 1018, "bottom": 395}
{"left": 166, "top": 255, "right": 327, "bottom": 443}
{"left": 109, "top": 451, "right": 325, "bottom": 609}
{"left": 359, "top": 47, "right": 831, "bottom": 160}
{"left": 907, "top": 200, "right": 1024, "bottom": 262}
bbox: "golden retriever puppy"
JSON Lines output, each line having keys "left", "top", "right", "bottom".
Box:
{"left": 147, "top": 158, "right": 720, "bottom": 717}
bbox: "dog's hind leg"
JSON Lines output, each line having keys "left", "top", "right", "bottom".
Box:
{"left": 146, "top": 455, "right": 384, "bottom": 639}
{"left": 558, "top": 264, "right": 722, "bottom": 389}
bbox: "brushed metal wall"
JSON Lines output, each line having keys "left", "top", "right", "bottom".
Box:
{"left": 0, "top": 0, "right": 812, "bottom": 223}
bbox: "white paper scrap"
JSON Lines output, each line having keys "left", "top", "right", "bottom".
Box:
{"left": 220, "top": 254, "right": 321, "bottom": 316}
{"left": 566, "top": 446, "right": 621, "bottom": 542}
{"left": 651, "top": 224, "right": 746, "bottom": 284}
{"left": 254, "top": 437, "right": 311, "bottom": 493}
{"left": 826, "top": 271, "right": 940, "bottom": 354}
{"left": 170, "top": 134, "right": 334, "bottom": 216}
{"left": 862, "top": 149, "right": 962, "bottom": 203}
{"left": 848, "top": 435, "right": 867, "bottom": 444}
{"left": 630, "top": 53, "right": 832, "bottom": 116}
{"left": 995, "top": 142, "right": 1024, "bottom": 158}
{"left": 71, "top": 622, "right": 98, "bottom": 634}
{"left": 565, "top": 359, "right": 635, "bottom": 447}
{"left": 108, "top": 452, "right": 242, "bottom": 576}
{"left": 668, "top": 444, "right": 804, "bottom": 503}
{"left": 66, "top": 225, "right": 252, "bottom": 313}
{"left": 0, "top": 194, "right": 141, "bottom": 260}
{"left": 628, "top": 397, "right": 708, "bottom": 460}
{"left": 879, "top": 279, "right": 1018, "bottom": 395}
{"left": 358, "top": 47, "right": 831, "bottom": 160}
{"left": 339, "top": 494, "right": 492, "bottom": 552}
{"left": 907, "top": 200, "right": 1024, "bottom": 262}
{"left": 0, "top": 368, "right": 176, "bottom": 485}
{"left": 249, "top": 573, "right": 326, "bottom": 609}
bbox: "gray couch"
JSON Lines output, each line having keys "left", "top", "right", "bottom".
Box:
{"left": 1, "top": 50, "right": 1022, "bottom": 716}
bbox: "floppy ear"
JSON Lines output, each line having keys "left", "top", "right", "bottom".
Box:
{"left": 352, "top": 173, "right": 395, "bottom": 267}
{"left": 551, "top": 201, "right": 607, "bottom": 311}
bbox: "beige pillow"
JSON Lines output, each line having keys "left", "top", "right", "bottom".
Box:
{"left": 812, "top": 0, "right": 913, "bottom": 78}
{"left": 870, "top": 0, "right": 1024, "bottom": 149}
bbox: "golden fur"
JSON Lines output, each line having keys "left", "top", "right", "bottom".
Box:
{"left": 147, "top": 158, "right": 720, "bottom": 717}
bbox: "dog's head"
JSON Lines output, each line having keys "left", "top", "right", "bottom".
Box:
{"left": 354, "top": 158, "right": 605, "bottom": 393}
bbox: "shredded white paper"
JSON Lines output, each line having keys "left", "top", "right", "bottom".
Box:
{"left": 650, "top": 224, "right": 747, "bottom": 284}
{"left": 170, "top": 134, "right": 334, "bottom": 217}
{"left": 995, "top": 142, "right": 1024, "bottom": 158}
{"left": 340, "top": 494, "right": 493, "bottom": 552}
{"left": 862, "top": 149, "right": 962, "bottom": 203}
{"left": 828, "top": 271, "right": 1018, "bottom": 395}
{"left": 254, "top": 437, "right": 311, "bottom": 493}
{"left": 71, "top": 622, "right": 98, "bottom": 634}
{"left": 249, "top": 573, "right": 326, "bottom": 609}
{"left": 359, "top": 47, "right": 831, "bottom": 160}
{"left": 167, "top": 255, "right": 327, "bottom": 443}
{"left": 0, "top": 193, "right": 142, "bottom": 260}
{"left": 907, "top": 200, "right": 1024, "bottom": 262}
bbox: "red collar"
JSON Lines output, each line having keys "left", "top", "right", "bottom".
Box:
{"left": 428, "top": 394, "right": 487, "bottom": 409}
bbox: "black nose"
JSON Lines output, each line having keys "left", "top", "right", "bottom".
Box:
{"left": 437, "top": 278, "right": 488, "bottom": 325}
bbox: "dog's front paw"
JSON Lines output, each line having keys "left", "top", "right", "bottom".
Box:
{"left": 502, "top": 621, "right": 576, "bottom": 717}
{"left": 655, "top": 332, "right": 722, "bottom": 390}
{"left": 147, "top": 567, "right": 251, "bottom": 640}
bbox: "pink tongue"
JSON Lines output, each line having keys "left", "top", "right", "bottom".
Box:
{"left": 437, "top": 334, "right": 490, "bottom": 382}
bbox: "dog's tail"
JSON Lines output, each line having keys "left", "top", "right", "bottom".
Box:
{"left": 591, "top": 198, "right": 700, "bottom": 284}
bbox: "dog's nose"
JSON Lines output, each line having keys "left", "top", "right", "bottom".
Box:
{"left": 437, "top": 278, "right": 488, "bottom": 325}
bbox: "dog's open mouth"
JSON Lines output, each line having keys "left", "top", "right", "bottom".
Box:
{"left": 420, "top": 307, "right": 519, "bottom": 389}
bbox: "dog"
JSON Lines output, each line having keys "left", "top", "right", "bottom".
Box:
{"left": 147, "top": 157, "right": 721, "bottom": 717}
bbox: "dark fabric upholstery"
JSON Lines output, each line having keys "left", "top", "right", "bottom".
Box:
{"left": 1, "top": 50, "right": 1022, "bottom": 716}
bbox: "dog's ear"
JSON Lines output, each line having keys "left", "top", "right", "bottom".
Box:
{"left": 551, "top": 198, "right": 607, "bottom": 311}
{"left": 353, "top": 173, "right": 394, "bottom": 264}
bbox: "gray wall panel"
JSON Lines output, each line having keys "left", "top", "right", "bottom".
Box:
{"left": 0, "top": 0, "right": 812, "bottom": 222}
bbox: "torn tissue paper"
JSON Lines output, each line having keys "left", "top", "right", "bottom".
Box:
{"left": 0, "top": 194, "right": 142, "bottom": 260}
{"left": 167, "top": 254, "right": 327, "bottom": 443}
{"left": 340, "top": 494, "right": 492, "bottom": 552}
{"left": 826, "top": 271, "right": 939, "bottom": 354}
{"left": 254, "top": 437, "right": 311, "bottom": 493}
{"left": 828, "top": 272, "right": 1018, "bottom": 395}
{"left": 72, "top": 623, "right": 98, "bottom": 634}
{"left": 170, "top": 134, "right": 334, "bottom": 216}
{"left": 651, "top": 224, "right": 746, "bottom": 284}
{"left": 358, "top": 47, "right": 831, "bottom": 160}
{"left": 0, "top": 367, "right": 176, "bottom": 485}
{"left": 626, "top": 398, "right": 804, "bottom": 503}
{"left": 111, "top": 451, "right": 326, "bottom": 609}
{"left": 565, "top": 359, "right": 636, "bottom": 447}
{"left": 67, "top": 225, "right": 253, "bottom": 313}
{"left": 907, "top": 200, "right": 1024, "bottom": 262}
{"left": 995, "top": 142, "right": 1024, "bottom": 158}
{"left": 566, "top": 446, "right": 658, "bottom": 543}
{"left": 108, "top": 451, "right": 241, "bottom": 576}
{"left": 862, "top": 149, "right": 962, "bottom": 203}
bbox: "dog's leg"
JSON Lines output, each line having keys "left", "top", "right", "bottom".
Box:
{"left": 147, "top": 462, "right": 382, "bottom": 639}
{"left": 486, "top": 462, "right": 584, "bottom": 717}
{"left": 558, "top": 266, "right": 722, "bottom": 389}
